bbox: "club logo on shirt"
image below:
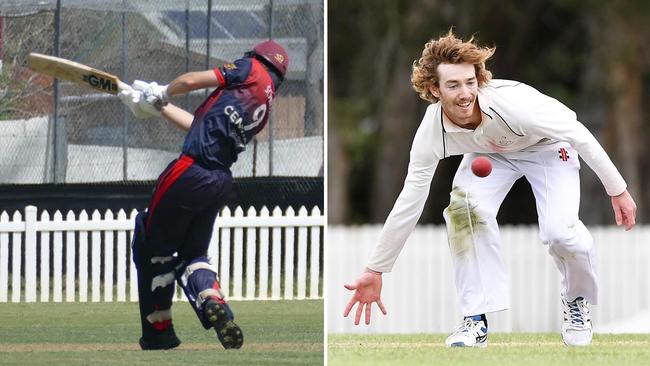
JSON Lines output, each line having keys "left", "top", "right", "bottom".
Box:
{"left": 558, "top": 148, "right": 570, "bottom": 161}
{"left": 223, "top": 63, "right": 236, "bottom": 70}
{"left": 265, "top": 84, "right": 274, "bottom": 105}
{"left": 497, "top": 135, "right": 513, "bottom": 147}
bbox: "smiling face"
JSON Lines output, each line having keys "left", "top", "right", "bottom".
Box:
{"left": 430, "top": 63, "right": 481, "bottom": 128}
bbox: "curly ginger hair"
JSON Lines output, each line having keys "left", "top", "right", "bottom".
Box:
{"left": 411, "top": 29, "right": 495, "bottom": 103}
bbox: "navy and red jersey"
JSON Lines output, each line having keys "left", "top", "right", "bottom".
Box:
{"left": 181, "top": 56, "right": 281, "bottom": 170}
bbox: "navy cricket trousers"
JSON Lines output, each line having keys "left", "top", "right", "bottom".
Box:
{"left": 145, "top": 154, "right": 232, "bottom": 260}
{"left": 138, "top": 154, "right": 232, "bottom": 327}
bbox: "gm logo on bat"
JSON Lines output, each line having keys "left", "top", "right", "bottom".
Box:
{"left": 83, "top": 74, "right": 117, "bottom": 93}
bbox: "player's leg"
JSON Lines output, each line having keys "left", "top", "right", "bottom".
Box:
{"left": 132, "top": 210, "right": 184, "bottom": 350}
{"left": 443, "top": 153, "right": 522, "bottom": 347}
{"left": 133, "top": 155, "right": 205, "bottom": 349}
{"left": 176, "top": 168, "right": 243, "bottom": 349}
{"left": 523, "top": 146, "right": 594, "bottom": 346}
{"left": 177, "top": 255, "right": 243, "bottom": 349}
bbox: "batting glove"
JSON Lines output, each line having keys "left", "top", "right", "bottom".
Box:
{"left": 118, "top": 87, "right": 157, "bottom": 119}
{"left": 136, "top": 93, "right": 162, "bottom": 117}
{"left": 132, "top": 80, "right": 169, "bottom": 111}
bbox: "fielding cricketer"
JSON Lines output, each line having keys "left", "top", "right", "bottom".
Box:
{"left": 344, "top": 30, "right": 637, "bottom": 347}
{"left": 119, "top": 41, "right": 288, "bottom": 350}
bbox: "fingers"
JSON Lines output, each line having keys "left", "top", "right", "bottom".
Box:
{"left": 616, "top": 202, "right": 636, "bottom": 231}
{"left": 343, "top": 283, "right": 357, "bottom": 291}
{"left": 118, "top": 89, "right": 154, "bottom": 119}
{"left": 343, "top": 296, "right": 357, "bottom": 317}
{"left": 612, "top": 193, "right": 637, "bottom": 230}
{"left": 365, "top": 301, "right": 372, "bottom": 325}
{"left": 132, "top": 80, "right": 150, "bottom": 92}
{"left": 377, "top": 299, "right": 387, "bottom": 315}
{"left": 132, "top": 80, "right": 169, "bottom": 103}
{"left": 628, "top": 205, "right": 637, "bottom": 229}
{"left": 137, "top": 94, "right": 162, "bottom": 117}
{"left": 354, "top": 302, "right": 363, "bottom": 325}
{"left": 614, "top": 207, "right": 622, "bottom": 227}
{"left": 623, "top": 210, "right": 636, "bottom": 231}
{"left": 117, "top": 88, "right": 132, "bottom": 103}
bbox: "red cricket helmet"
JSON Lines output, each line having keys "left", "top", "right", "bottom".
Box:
{"left": 250, "top": 40, "right": 289, "bottom": 78}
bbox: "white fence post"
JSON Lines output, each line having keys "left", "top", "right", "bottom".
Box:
{"left": 271, "top": 207, "right": 282, "bottom": 299}
{"left": 1, "top": 211, "right": 10, "bottom": 302}
{"left": 78, "top": 210, "right": 89, "bottom": 302}
{"left": 233, "top": 207, "right": 244, "bottom": 299}
{"left": 258, "top": 207, "right": 270, "bottom": 299}
{"left": 245, "top": 206, "right": 257, "bottom": 299}
{"left": 39, "top": 211, "right": 50, "bottom": 302}
{"left": 65, "top": 211, "right": 76, "bottom": 302}
{"left": 129, "top": 209, "right": 139, "bottom": 302}
{"left": 25, "top": 206, "right": 37, "bottom": 302}
{"left": 116, "top": 209, "right": 127, "bottom": 302}
{"left": 284, "top": 207, "right": 295, "bottom": 300}
{"left": 310, "top": 207, "right": 321, "bottom": 299}
{"left": 91, "top": 210, "right": 101, "bottom": 302}
{"left": 52, "top": 211, "right": 62, "bottom": 302}
{"left": 297, "top": 207, "right": 308, "bottom": 300}
{"left": 11, "top": 211, "right": 22, "bottom": 303}
{"left": 104, "top": 210, "right": 114, "bottom": 302}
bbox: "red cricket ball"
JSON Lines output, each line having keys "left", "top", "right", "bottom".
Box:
{"left": 471, "top": 156, "right": 492, "bottom": 177}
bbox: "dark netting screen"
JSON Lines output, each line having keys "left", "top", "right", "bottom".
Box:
{"left": 0, "top": 177, "right": 323, "bottom": 214}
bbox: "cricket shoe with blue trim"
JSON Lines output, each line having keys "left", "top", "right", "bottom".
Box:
{"left": 561, "top": 296, "right": 592, "bottom": 346}
{"left": 445, "top": 315, "right": 488, "bottom": 348}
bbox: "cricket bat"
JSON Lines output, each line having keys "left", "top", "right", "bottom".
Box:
{"left": 27, "top": 53, "right": 129, "bottom": 95}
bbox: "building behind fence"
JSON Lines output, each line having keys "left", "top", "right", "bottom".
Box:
{"left": 0, "top": 205, "right": 324, "bottom": 303}
{"left": 328, "top": 225, "right": 650, "bottom": 334}
{"left": 0, "top": 0, "right": 324, "bottom": 183}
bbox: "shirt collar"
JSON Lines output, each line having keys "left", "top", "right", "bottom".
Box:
{"left": 477, "top": 87, "right": 492, "bottom": 116}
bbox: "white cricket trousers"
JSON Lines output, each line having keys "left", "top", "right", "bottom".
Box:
{"left": 443, "top": 145, "right": 597, "bottom": 316}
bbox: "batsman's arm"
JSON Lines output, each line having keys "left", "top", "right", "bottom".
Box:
{"left": 161, "top": 103, "right": 194, "bottom": 132}
{"left": 166, "top": 70, "right": 222, "bottom": 97}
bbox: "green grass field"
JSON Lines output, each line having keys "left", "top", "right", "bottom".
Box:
{"left": 0, "top": 300, "right": 323, "bottom": 365}
{"left": 329, "top": 333, "right": 650, "bottom": 366}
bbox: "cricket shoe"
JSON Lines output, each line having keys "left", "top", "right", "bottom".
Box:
{"left": 561, "top": 296, "right": 592, "bottom": 346}
{"left": 203, "top": 299, "right": 244, "bottom": 349}
{"left": 445, "top": 315, "right": 488, "bottom": 348}
{"left": 139, "top": 325, "right": 181, "bottom": 350}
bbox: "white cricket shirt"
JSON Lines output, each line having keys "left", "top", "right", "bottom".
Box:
{"left": 367, "top": 79, "right": 627, "bottom": 273}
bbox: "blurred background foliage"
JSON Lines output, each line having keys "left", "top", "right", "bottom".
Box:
{"left": 329, "top": 0, "right": 650, "bottom": 225}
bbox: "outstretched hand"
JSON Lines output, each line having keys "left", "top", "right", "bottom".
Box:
{"left": 343, "top": 269, "right": 387, "bottom": 325}
{"left": 611, "top": 190, "right": 637, "bottom": 231}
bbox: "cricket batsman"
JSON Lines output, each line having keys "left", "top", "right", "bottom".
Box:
{"left": 119, "top": 41, "right": 288, "bottom": 350}
{"left": 343, "top": 29, "right": 637, "bottom": 347}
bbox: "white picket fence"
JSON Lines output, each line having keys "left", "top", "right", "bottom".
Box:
{"left": 0, "top": 205, "right": 323, "bottom": 302}
{"left": 329, "top": 225, "right": 650, "bottom": 334}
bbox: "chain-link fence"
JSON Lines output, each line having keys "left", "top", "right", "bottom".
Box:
{"left": 0, "top": 0, "right": 323, "bottom": 184}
